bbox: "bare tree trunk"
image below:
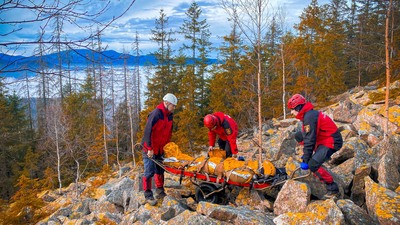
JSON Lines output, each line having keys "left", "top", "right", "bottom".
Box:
{"left": 281, "top": 46, "right": 286, "bottom": 119}
{"left": 111, "top": 69, "right": 121, "bottom": 176}
{"left": 25, "top": 74, "right": 33, "bottom": 130}
{"left": 221, "top": 0, "right": 271, "bottom": 165}
{"left": 128, "top": 95, "right": 136, "bottom": 167}
{"left": 55, "top": 16, "right": 64, "bottom": 100}
{"left": 96, "top": 31, "right": 108, "bottom": 166}
{"left": 384, "top": 0, "right": 392, "bottom": 138}
{"left": 54, "top": 115, "right": 62, "bottom": 194}
{"left": 74, "top": 159, "right": 80, "bottom": 199}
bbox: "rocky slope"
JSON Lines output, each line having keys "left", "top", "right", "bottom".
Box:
{"left": 36, "top": 80, "right": 400, "bottom": 225}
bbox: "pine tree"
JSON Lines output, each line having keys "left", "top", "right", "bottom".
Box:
{"left": 210, "top": 22, "right": 243, "bottom": 119}
{"left": 0, "top": 82, "right": 34, "bottom": 200}
{"left": 291, "top": 0, "right": 346, "bottom": 104}
{"left": 2, "top": 175, "right": 46, "bottom": 225}
{"left": 174, "top": 2, "right": 212, "bottom": 151}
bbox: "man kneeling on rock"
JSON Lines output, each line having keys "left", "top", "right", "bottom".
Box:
{"left": 288, "top": 94, "right": 343, "bottom": 198}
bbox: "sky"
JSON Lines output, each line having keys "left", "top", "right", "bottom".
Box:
{"left": 0, "top": 0, "right": 330, "bottom": 57}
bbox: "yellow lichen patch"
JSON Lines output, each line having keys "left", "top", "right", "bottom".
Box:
{"left": 285, "top": 158, "right": 297, "bottom": 177}
{"left": 166, "top": 199, "right": 178, "bottom": 207}
{"left": 359, "top": 121, "right": 371, "bottom": 132}
{"left": 300, "top": 183, "right": 308, "bottom": 192}
{"left": 367, "top": 177, "right": 400, "bottom": 221}
{"left": 308, "top": 202, "right": 329, "bottom": 220}
{"left": 284, "top": 211, "right": 319, "bottom": 225}
{"left": 267, "top": 129, "right": 275, "bottom": 135}
{"left": 388, "top": 106, "right": 400, "bottom": 126}
{"left": 367, "top": 148, "right": 374, "bottom": 155}
{"left": 97, "top": 213, "right": 118, "bottom": 225}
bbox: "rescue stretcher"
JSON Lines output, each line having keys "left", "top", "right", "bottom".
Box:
{"left": 150, "top": 156, "right": 310, "bottom": 204}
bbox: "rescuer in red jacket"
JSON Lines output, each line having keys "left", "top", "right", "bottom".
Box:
{"left": 203, "top": 112, "right": 239, "bottom": 158}
{"left": 288, "top": 94, "right": 343, "bottom": 198}
{"left": 141, "top": 93, "right": 177, "bottom": 205}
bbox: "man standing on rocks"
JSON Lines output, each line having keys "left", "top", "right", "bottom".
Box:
{"left": 288, "top": 94, "right": 343, "bottom": 198}
{"left": 141, "top": 93, "right": 177, "bottom": 206}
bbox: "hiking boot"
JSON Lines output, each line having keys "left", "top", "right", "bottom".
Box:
{"left": 155, "top": 188, "right": 166, "bottom": 199}
{"left": 323, "top": 190, "right": 339, "bottom": 199}
{"left": 145, "top": 196, "right": 157, "bottom": 206}
{"left": 324, "top": 182, "right": 339, "bottom": 199}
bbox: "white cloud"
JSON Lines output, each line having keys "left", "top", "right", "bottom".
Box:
{"left": 1, "top": 0, "right": 332, "bottom": 57}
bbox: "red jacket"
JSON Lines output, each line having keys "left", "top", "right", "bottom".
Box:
{"left": 296, "top": 102, "right": 343, "bottom": 162}
{"left": 208, "top": 112, "right": 238, "bottom": 154}
{"left": 142, "top": 102, "right": 173, "bottom": 155}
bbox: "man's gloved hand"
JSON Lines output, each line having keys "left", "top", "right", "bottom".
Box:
{"left": 232, "top": 154, "right": 237, "bottom": 158}
{"left": 300, "top": 162, "right": 309, "bottom": 170}
{"left": 147, "top": 150, "right": 154, "bottom": 158}
{"left": 208, "top": 146, "right": 214, "bottom": 152}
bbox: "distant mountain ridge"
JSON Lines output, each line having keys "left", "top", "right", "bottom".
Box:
{"left": 0, "top": 49, "right": 219, "bottom": 79}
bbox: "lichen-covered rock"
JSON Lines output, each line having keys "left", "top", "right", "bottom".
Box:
{"left": 354, "top": 142, "right": 380, "bottom": 170}
{"left": 338, "top": 127, "right": 357, "bottom": 142}
{"left": 330, "top": 137, "right": 367, "bottom": 166}
{"left": 350, "top": 165, "right": 371, "bottom": 206}
{"left": 331, "top": 158, "right": 355, "bottom": 193}
{"left": 105, "top": 177, "right": 134, "bottom": 208}
{"left": 378, "top": 153, "right": 400, "bottom": 191}
{"left": 160, "top": 196, "right": 188, "bottom": 220}
{"left": 89, "top": 200, "right": 123, "bottom": 215}
{"left": 283, "top": 158, "right": 342, "bottom": 199}
{"left": 235, "top": 188, "right": 273, "bottom": 212}
{"left": 354, "top": 106, "right": 398, "bottom": 138}
{"left": 164, "top": 210, "right": 229, "bottom": 225}
{"left": 333, "top": 99, "right": 363, "bottom": 123}
{"left": 364, "top": 176, "right": 400, "bottom": 224}
{"left": 336, "top": 199, "right": 375, "bottom": 225}
{"left": 273, "top": 199, "right": 345, "bottom": 225}
{"left": 196, "top": 201, "right": 274, "bottom": 224}
{"left": 273, "top": 180, "right": 310, "bottom": 216}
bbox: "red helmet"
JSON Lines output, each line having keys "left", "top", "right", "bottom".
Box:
{"left": 204, "top": 114, "right": 217, "bottom": 128}
{"left": 288, "top": 94, "right": 306, "bottom": 109}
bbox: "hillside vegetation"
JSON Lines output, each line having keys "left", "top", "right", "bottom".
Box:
{"left": 0, "top": 0, "right": 399, "bottom": 224}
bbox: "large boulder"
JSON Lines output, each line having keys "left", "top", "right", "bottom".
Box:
{"left": 364, "top": 176, "right": 400, "bottom": 224}
{"left": 273, "top": 180, "right": 310, "bottom": 216}
{"left": 378, "top": 153, "right": 400, "bottom": 191}
{"left": 333, "top": 99, "right": 363, "bottom": 123}
{"left": 196, "top": 201, "right": 275, "bottom": 224}
{"left": 273, "top": 199, "right": 345, "bottom": 225}
{"left": 331, "top": 158, "right": 355, "bottom": 193}
{"left": 329, "top": 137, "right": 367, "bottom": 165}
{"left": 336, "top": 199, "right": 375, "bottom": 225}
{"left": 350, "top": 165, "right": 371, "bottom": 206}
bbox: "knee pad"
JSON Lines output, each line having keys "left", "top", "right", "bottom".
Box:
{"left": 308, "top": 159, "right": 320, "bottom": 172}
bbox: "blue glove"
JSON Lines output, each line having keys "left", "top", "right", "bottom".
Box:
{"left": 300, "top": 162, "right": 309, "bottom": 170}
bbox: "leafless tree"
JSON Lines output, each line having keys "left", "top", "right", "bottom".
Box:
{"left": 384, "top": 0, "right": 393, "bottom": 138}
{"left": 221, "top": 0, "right": 273, "bottom": 164}
{"left": 0, "top": 0, "right": 136, "bottom": 73}
{"left": 46, "top": 101, "right": 67, "bottom": 194}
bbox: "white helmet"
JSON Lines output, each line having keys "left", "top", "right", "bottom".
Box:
{"left": 163, "top": 93, "right": 178, "bottom": 105}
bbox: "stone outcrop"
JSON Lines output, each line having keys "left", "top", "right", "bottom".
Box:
{"left": 364, "top": 176, "right": 400, "bottom": 225}
{"left": 36, "top": 80, "right": 400, "bottom": 224}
